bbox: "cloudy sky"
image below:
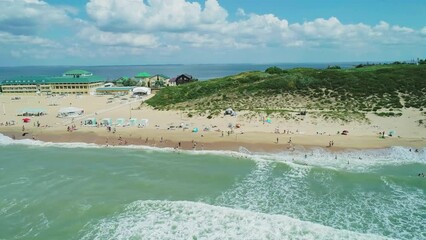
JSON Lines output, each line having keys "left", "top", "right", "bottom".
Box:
{"left": 1, "top": 0, "right": 425, "bottom": 66}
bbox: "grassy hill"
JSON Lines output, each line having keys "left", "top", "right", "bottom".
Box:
{"left": 146, "top": 64, "right": 426, "bottom": 122}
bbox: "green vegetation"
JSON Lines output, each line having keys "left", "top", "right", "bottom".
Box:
{"left": 146, "top": 64, "right": 426, "bottom": 121}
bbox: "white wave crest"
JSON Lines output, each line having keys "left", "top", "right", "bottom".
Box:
{"left": 79, "top": 200, "right": 388, "bottom": 240}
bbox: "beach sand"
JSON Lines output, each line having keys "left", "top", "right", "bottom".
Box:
{"left": 1, "top": 94, "right": 425, "bottom": 152}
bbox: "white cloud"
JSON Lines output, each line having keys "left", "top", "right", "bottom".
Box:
{"left": 0, "top": 31, "right": 59, "bottom": 47}
{"left": 86, "top": 0, "right": 227, "bottom": 32}
{"left": 79, "top": 26, "right": 159, "bottom": 48}
{"left": 0, "top": 0, "right": 75, "bottom": 35}
{"left": 1, "top": 0, "right": 425, "bottom": 65}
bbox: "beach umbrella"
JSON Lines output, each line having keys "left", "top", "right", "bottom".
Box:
{"left": 22, "top": 117, "right": 31, "bottom": 123}
{"left": 266, "top": 118, "right": 272, "bottom": 123}
{"left": 192, "top": 128, "right": 198, "bottom": 133}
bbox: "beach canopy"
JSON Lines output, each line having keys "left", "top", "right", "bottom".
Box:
{"left": 57, "top": 107, "right": 84, "bottom": 118}
{"left": 139, "top": 119, "right": 149, "bottom": 127}
{"left": 129, "top": 118, "right": 138, "bottom": 126}
{"left": 102, "top": 118, "right": 112, "bottom": 126}
{"left": 115, "top": 118, "right": 126, "bottom": 126}
{"left": 84, "top": 118, "right": 97, "bottom": 126}
{"left": 132, "top": 87, "right": 151, "bottom": 95}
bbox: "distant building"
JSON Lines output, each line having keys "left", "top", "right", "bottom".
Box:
{"left": 175, "top": 74, "right": 193, "bottom": 85}
{"left": 0, "top": 70, "right": 105, "bottom": 95}
{"left": 147, "top": 74, "right": 171, "bottom": 88}
{"left": 135, "top": 73, "right": 171, "bottom": 88}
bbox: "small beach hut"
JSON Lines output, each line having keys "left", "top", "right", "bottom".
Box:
{"left": 102, "top": 118, "right": 112, "bottom": 126}
{"left": 57, "top": 107, "right": 84, "bottom": 118}
{"left": 84, "top": 118, "right": 97, "bottom": 126}
{"left": 115, "top": 118, "right": 126, "bottom": 126}
{"left": 139, "top": 119, "right": 149, "bottom": 127}
{"left": 129, "top": 118, "right": 138, "bottom": 126}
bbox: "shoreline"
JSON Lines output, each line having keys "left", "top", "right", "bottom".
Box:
{"left": 2, "top": 126, "right": 425, "bottom": 153}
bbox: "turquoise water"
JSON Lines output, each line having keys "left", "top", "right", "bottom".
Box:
{"left": 0, "top": 134, "right": 425, "bottom": 239}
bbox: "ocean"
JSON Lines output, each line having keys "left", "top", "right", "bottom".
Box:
{"left": 0, "top": 134, "right": 425, "bottom": 239}
{"left": 0, "top": 63, "right": 359, "bottom": 81}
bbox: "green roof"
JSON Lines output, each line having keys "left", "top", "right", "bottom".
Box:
{"left": 63, "top": 70, "right": 92, "bottom": 75}
{"left": 156, "top": 74, "right": 170, "bottom": 79}
{"left": 135, "top": 72, "right": 151, "bottom": 78}
{"left": 2, "top": 75, "right": 105, "bottom": 85}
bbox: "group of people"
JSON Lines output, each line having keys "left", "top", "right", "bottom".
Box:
{"left": 66, "top": 125, "right": 77, "bottom": 132}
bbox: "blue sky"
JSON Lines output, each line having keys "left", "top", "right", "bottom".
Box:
{"left": 0, "top": 0, "right": 425, "bottom": 66}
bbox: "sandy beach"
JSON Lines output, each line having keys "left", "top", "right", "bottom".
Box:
{"left": 1, "top": 94, "right": 425, "bottom": 152}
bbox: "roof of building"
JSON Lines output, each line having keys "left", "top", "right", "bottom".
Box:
{"left": 135, "top": 72, "right": 151, "bottom": 78}
{"left": 96, "top": 87, "right": 133, "bottom": 91}
{"left": 63, "top": 70, "right": 92, "bottom": 75}
{"left": 154, "top": 74, "right": 170, "bottom": 79}
{"left": 1, "top": 75, "right": 105, "bottom": 85}
{"left": 177, "top": 73, "right": 193, "bottom": 79}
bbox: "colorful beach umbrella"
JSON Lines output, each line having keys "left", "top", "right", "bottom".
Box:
{"left": 22, "top": 117, "right": 31, "bottom": 123}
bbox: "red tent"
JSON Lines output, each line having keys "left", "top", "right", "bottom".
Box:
{"left": 22, "top": 117, "right": 31, "bottom": 123}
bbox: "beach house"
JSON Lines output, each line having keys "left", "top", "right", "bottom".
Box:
{"left": 135, "top": 72, "right": 171, "bottom": 88}
{"left": 175, "top": 74, "right": 193, "bottom": 85}
{"left": 0, "top": 70, "right": 105, "bottom": 95}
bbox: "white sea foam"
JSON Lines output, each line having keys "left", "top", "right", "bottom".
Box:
{"left": 79, "top": 200, "right": 389, "bottom": 240}
{"left": 215, "top": 162, "right": 426, "bottom": 240}
{"left": 0, "top": 133, "right": 424, "bottom": 171}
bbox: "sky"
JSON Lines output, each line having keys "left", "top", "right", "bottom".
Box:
{"left": 0, "top": 0, "right": 425, "bottom": 66}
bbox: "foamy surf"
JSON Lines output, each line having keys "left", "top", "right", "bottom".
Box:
{"left": 79, "top": 200, "right": 390, "bottom": 240}
{"left": 0, "top": 133, "right": 424, "bottom": 172}
{"left": 214, "top": 161, "right": 426, "bottom": 240}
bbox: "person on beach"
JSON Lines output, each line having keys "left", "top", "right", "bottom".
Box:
{"left": 288, "top": 137, "right": 292, "bottom": 144}
{"left": 276, "top": 137, "right": 279, "bottom": 144}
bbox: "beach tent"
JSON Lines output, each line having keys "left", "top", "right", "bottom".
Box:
{"left": 115, "top": 118, "right": 126, "bottom": 126}
{"left": 84, "top": 118, "right": 97, "bottom": 126}
{"left": 139, "top": 119, "right": 149, "bottom": 127}
{"left": 132, "top": 87, "right": 151, "bottom": 95}
{"left": 129, "top": 118, "right": 138, "bottom": 126}
{"left": 57, "top": 107, "right": 84, "bottom": 118}
{"left": 102, "top": 118, "right": 112, "bottom": 126}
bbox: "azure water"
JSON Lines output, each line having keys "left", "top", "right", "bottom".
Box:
{"left": 0, "top": 134, "right": 425, "bottom": 239}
